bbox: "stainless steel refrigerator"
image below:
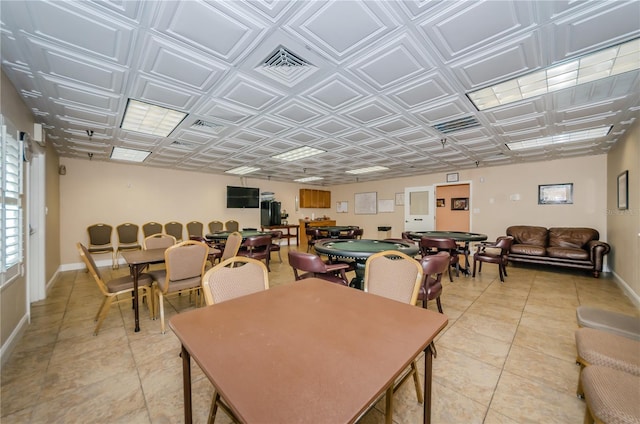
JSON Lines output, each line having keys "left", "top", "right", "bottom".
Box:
{"left": 261, "top": 200, "right": 281, "bottom": 226}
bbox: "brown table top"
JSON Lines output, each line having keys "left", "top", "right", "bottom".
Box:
{"left": 120, "top": 248, "right": 165, "bottom": 265}
{"left": 170, "top": 278, "right": 448, "bottom": 423}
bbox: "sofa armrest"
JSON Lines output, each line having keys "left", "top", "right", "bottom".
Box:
{"left": 588, "top": 240, "right": 610, "bottom": 272}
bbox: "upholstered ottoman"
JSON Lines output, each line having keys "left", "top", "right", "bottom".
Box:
{"left": 577, "top": 306, "right": 640, "bottom": 341}
{"left": 582, "top": 366, "right": 640, "bottom": 424}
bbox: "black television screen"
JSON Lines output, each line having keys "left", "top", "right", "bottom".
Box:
{"left": 226, "top": 186, "right": 260, "bottom": 208}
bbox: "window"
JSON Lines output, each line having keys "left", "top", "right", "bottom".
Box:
{"left": 1, "top": 116, "right": 23, "bottom": 285}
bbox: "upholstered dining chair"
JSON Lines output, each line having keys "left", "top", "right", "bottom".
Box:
{"left": 149, "top": 240, "right": 209, "bottom": 334}
{"left": 363, "top": 250, "right": 425, "bottom": 417}
{"left": 143, "top": 233, "right": 176, "bottom": 250}
{"left": 219, "top": 231, "right": 243, "bottom": 262}
{"left": 115, "top": 223, "right": 141, "bottom": 266}
{"left": 419, "top": 237, "right": 460, "bottom": 282}
{"left": 142, "top": 221, "right": 163, "bottom": 238}
{"left": 87, "top": 223, "right": 117, "bottom": 269}
{"left": 472, "top": 236, "right": 514, "bottom": 282}
{"left": 186, "top": 221, "right": 204, "bottom": 238}
{"left": 201, "top": 256, "right": 270, "bottom": 423}
{"left": 305, "top": 227, "right": 322, "bottom": 252}
{"left": 208, "top": 220, "right": 224, "bottom": 233}
{"left": 288, "top": 250, "right": 350, "bottom": 286}
{"left": 77, "top": 242, "right": 153, "bottom": 335}
{"left": 237, "top": 234, "right": 272, "bottom": 271}
{"left": 418, "top": 251, "right": 450, "bottom": 312}
{"left": 164, "top": 221, "right": 184, "bottom": 242}
{"left": 267, "top": 229, "right": 283, "bottom": 262}
{"left": 224, "top": 220, "right": 239, "bottom": 232}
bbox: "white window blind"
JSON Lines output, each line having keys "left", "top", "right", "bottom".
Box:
{"left": 1, "top": 118, "right": 23, "bottom": 284}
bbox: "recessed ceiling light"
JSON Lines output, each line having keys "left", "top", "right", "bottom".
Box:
{"left": 110, "top": 146, "right": 151, "bottom": 162}
{"left": 294, "top": 176, "right": 323, "bottom": 182}
{"left": 506, "top": 126, "right": 612, "bottom": 151}
{"left": 272, "top": 146, "right": 325, "bottom": 161}
{"left": 468, "top": 39, "right": 640, "bottom": 110}
{"left": 121, "top": 99, "right": 187, "bottom": 137}
{"left": 346, "top": 166, "right": 389, "bottom": 174}
{"left": 225, "top": 166, "right": 260, "bottom": 175}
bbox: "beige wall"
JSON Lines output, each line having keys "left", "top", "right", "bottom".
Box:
{"left": 606, "top": 119, "right": 639, "bottom": 298}
{"left": 435, "top": 184, "right": 471, "bottom": 231}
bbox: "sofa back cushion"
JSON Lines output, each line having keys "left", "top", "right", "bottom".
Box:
{"left": 548, "top": 227, "right": 599, "bottom": 249}
{"left": 506, "top": 226, "right": 548, "bottom": 247}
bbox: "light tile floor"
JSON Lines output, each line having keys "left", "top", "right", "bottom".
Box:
{"left": 1, "top": 246, "right": 637, "bottom": 423}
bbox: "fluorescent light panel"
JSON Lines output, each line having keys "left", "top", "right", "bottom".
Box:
{"left": 294, "top": 176, "right": 323, "bottom": 182}
{"left": 225, "top": 166, "right": 260, "bottom": 175}
{"left": 121, "top": 99, "right": 187, "bottom": 137}
{"left": 506, "top": 126, "right": 612, "bottom": 151}
{"left": 272, "top": 146, "right": 325, "bottom": 161}
{"left": 469, "top": 39, "right": 640, "bottom": 110}
{"left": 346, "top": 166, "right": 389, "bottom": 174}
{"left": 110, "top": 147, "right": 151, "bottom": 162}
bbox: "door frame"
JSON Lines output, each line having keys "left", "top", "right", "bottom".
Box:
{"left": 434, "top": 180, "right": 474, "bottom": 231}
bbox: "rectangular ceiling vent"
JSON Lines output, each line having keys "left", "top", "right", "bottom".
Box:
{"left": 170, "top": 140, "right": 195, "bottom": 149}
{"left": 191, "top": 119, "right": 224, "bottom": 134}
{"left": 263, "top": 46, "right": 311, "bottom": 67}
{"left": 432, "top": 116, "right": 480, "bottom": 134}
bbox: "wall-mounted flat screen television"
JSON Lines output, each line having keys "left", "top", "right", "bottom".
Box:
{"left": 226, "top": 186, "right": 260, "bottom": 208}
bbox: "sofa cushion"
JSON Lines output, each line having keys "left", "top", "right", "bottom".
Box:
{"left": 511, "top": 244, "right": 547, "bottom": 256}
{"left": 548, "top": 227, "right": 599, "bottom": 249}
{"left": 547, "top": 247, "right": 590, "bottom": 260}
{"left": 506, "top": 225, "right": 548, "bottom": 246}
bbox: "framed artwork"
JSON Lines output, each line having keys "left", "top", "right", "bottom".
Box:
{"left": 538, "top": 183, "right": 573, "bottom": 205}
{"left": 395, "top": 192, "right": 404, "bottom": 206}
{"left": 436, "top": 198, "right": 445, "bottom": 207}
{"left": 617, "top": 170, "right": 628, "bottom": 210}
{"left": 451, "top": 197, "right": 468, "bottom": 210}
{"left": 355, "top": 192, "right": 377, "bottom": 214}
{"left": 336, "top": 201, "right": 348, "bottom": 213}
{"left": 446, "top": 172, "right": 459, "bottom": 182}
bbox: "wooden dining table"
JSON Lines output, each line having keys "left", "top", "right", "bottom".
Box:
{"left": 170, "top": 278, "right": 448, "bottom": 424}
{"left": 121, "top": 248, "right": 165, "bottom": 332}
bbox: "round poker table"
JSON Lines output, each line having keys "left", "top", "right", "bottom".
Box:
{"left": 314, "top": 239, "right": 419, "bottom": 290}
{"left": 205, "top": 230, "right": 268, "bottom": 242}
{"left": 407, "top": 231, "right": 487, "bottom": 274}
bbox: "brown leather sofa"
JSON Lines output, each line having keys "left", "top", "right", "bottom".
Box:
{"left": 506, "top": 226, "right": 610, "bottom": 278}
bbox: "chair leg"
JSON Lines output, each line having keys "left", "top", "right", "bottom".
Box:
{"left": 208, "top": 392, "right": 220, "bottom": 424}
{"left": 94, "top": 297, "right": 114, "bottom": 335}
{"left": 410, "top": 360, "right": 424, "bottom": 403}
{"left": 385, "top": 385, "right": 394, "bottom": 424}
{"left": 498, "top": 265, "right": 505, "bottom": 282}
{"left": 159, "top": 293, "right": 166, "bottom": 334}
{"left": 448, "top": 265, "right": 454, "bottom": 282}
{"left": 95, "top": 297, "right": 108, "bottom": 321}
{"left": 472, "top": 259, "right": 477, "bottom": 277}
{"left": 436, "top": 296, "right": 443, "bottom": 313}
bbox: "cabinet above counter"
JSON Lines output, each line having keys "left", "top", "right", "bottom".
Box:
{"left": 299, "top": 188, "right": 331, "bottom": 208}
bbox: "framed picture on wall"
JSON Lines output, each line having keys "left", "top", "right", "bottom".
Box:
{"left": 436, "top": 198, "right": 445, "bottom": 207}
{"left": 451, "top": 198, "right": 468, "bottom": 210}
{"left": 538, "top": 183, "right": 573, "bottom": 205}
{"left": 617, "top": 170, "right": 628, "bottom": 210}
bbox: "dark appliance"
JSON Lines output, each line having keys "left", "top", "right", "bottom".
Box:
{"left": 226, "top": 186, "right": 260, "bottom": 208}
{"left": 261, "top": 200, "right": 282, "bottom": 226}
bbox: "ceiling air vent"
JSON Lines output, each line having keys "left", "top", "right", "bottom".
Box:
{"left": 432, "top": 116, "right": 480, "bottom": 134}
{"left": 191, "top": 119, "right": 224, "bottom": 134}
{"left": 170, "top": 140, "right": 195, "bottom": 149}
{"left": 263, "top": 46, "right": 311, "bottom": 67}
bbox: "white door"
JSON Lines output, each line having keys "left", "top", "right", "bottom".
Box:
{"left": 404, "top": 186, "right": 435, "bottom": 232}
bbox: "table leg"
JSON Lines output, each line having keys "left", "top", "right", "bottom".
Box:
{"left": 350, "top": 261, "right": 365, "bottom": 290}
{"left": 181, "top": 345, "right": 193, "bottom": 424}
{"left": 385, "top": 386, "right": 394, "bottom": 424}
{"left": 423, "top": 342, "right": 435, "bottom": 424}
{"left": 130, "top": 264, "right": 141, "bottom": 332}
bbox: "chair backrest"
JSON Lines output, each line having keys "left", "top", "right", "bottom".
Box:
{"left": 208, "top": 220, "right": 224, "bottom": 233}
{"left": 419, "top": 237, "right": 458, "bottom": 256}
{"left": 225, "top": 220, "right": 239, "bottom": 232}
{"left": 419, "top": 251, "right": 450, "bottom": 297}
{"left": 143, "top": 234, "right": 176, "bottom": 250}
{"left": 116, "top": 223, "right": 139, "bottom": 246}
{"left": 142, "top": 222, "right": 163, "bottom": 237}
{"left": 87, "top": 223, "right": 113, "bottom": 247}
{"left": 162, "top": 240, "right": 209, "bottom": 293}
{"left": 269, "top": 230, "right": 283, "bottom": 242}
{"left": 201, "top": 257, "right": 269, "bottom": 305}
{"left": 186, "top": 221, "right": 203, "bottom": 238}
{"left": 76, "top": 242, "right": 108, "bottom": 296}
{"left": 364, "top": 250, "right": 423, "bottom": 305}
{"left": 495, "top": 236, "right": 515, "bottom": 255}
{"left": 164, "top": 221, "right": 184, "bottom": 241}
{"left": 288, "top": 250, "right": 330, "bottom": 278}
{"left": 221, "top": 231, "right": 243, "bottom": 261}
{"left": 241, "top": 235, "right": 272, "bottom": 258}
{"left": 353, "top": 228, "right": 364, "bottom": 239}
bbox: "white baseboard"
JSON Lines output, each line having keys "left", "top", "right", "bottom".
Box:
{"left": 0, "top": 314, "right": 29, "bottom": 366}
{"left": 612, "top": 271, "right": 640, "bottom": 308}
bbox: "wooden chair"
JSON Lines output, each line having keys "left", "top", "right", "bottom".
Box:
{"left": 219, "top": 231, "right": 243, "bottom": 263}
{"left": 143, "top": 234, "right": 176, "bottom": 250}
{"left": 115, "top": 223, "right": 141, "bottom": 266}
{"left": 87, "top": 223, "right": 116, "bottom": 269}
{"left": 77, "top": 242, "right": 153, "bottom": 335}
{"left": 288, "top": 250, "right": 350, "bottom": 286}
{"left": 201, "top": 256, "right": 270, "bottom": 423}
{"left": 472, "top": 236, "right": 514, "bottom": 282}
{"left": 149, "top": 240, "right": 209, "bottom": 334}
{"left": 142, "top": 221, "right": 162, "bottom": 238}
{"left": 186, "top": 221, "right": 204, "bottom": 238}
{"left": 363, "top": 250, "right": 425, "bottom": 419}
{"left": 164, "top": 221, "right": 184, "bottom": 242}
